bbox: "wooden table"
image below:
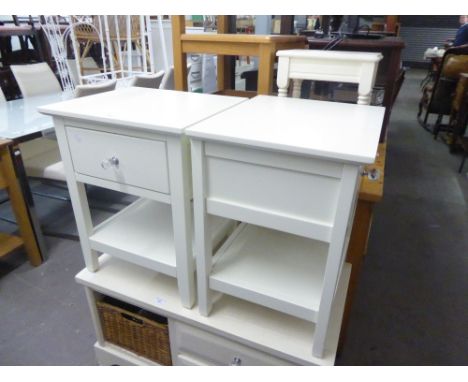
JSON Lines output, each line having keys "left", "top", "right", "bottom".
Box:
{"left": 307, "top": 37, "right": 405, "bottom": 142}
{"left": 339, "top": 142, "right": 386, "bottom": 350}
{"left": 171, "top": 16, "right": 307, "bottom": 95}
{"left": 0, "top": 139, "right": 42, "bottom": 266}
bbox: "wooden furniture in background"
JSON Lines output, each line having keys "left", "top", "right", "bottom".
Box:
{"left": 171, "top": 16, "right": 307, "bottom": 95}
{"left": 0, "top": 139, "right": 42, "bottom": 266}
{"left": 307, "top": 36, "right": 405, "bottom": 142}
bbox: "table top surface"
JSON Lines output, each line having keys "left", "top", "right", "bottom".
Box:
{"left": 186, "top": 95, "right": 385, "bottom": 164}
{"left": 0, "top": 92, "right": 72, "bottom": 140}
{"left": 181, "top": 33, "right": 307, "bottom": 44}
{"left": 307, "top": 36, "right": 405, "bottom": 48}
{"left": 39, "top": 87, "right": 248, "bottom": 135}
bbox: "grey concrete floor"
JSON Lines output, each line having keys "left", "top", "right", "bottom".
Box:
{"left": 0, "top": 69, "right": 467, "bottom": 365}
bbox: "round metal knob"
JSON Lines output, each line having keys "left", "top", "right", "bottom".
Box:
{"left": 101, "top": 156, "right": 119, "bottom": 169}
{"left": 230, "top": 357, "right": 242, "bottom": 366}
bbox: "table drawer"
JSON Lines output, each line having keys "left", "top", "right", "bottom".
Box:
{"left": 66, "top": 126, "right": 169, "bottom": 194}
{"left": 170, "top": 320, "right": 295, "bottom": 366}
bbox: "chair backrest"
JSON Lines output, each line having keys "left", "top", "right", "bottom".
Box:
{"left": 67, "top": 57, "right": 101, "bottom": 86}
{"left": 428, "top": 45, "right": 468, "bottom": 115}
{"left": 276, "top": 50, "right": 382, "bottom": 105}
{"left": 0, "top": 87, "right": 6, "bottom": 103}
{"left": 130, "top": 70, "right": 165, "bottom": 89}
{"left": 160, "top": 66, "right": 174, "bottom": 90}
{"left": 74, "top": 80, "right": 117, "bottom": 98}
{"left": 10, "top": 62, "right": 62, "bottom": 98}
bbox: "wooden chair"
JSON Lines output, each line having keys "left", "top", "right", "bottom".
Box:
{"left": 418, "top": 45, "right": 468, "bottom": 135}
{"left": 0, "top": 139, "right": 42, "bottom": 266}
{"left": 276, "top": 49, "right": 382, "bottom": 105}
{"left": 447, "top": 73, "right": 468, "bottom": 172}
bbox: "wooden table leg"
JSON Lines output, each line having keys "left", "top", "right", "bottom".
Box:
{"left": 338, "top": 199, "right": 374, "bottom": 351}
{"left": 171, "top": 16, "right": 188, "bottom": 91}
{"left": 257, "top": 45, "right": 275, "bottom": 95}
{"left": 0, "top": 145, "right": 44, "bottom": 266}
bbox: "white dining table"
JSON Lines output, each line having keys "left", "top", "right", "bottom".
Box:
{"left": 0, "top": 91, "right": 74, "bottom": 261}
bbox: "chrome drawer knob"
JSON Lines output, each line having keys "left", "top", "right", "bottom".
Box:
{"left": 230, "top": 357, "right": 242, "bottom": 366}
{"left": 101, "top": 156, "right": 119, "bottom": 169}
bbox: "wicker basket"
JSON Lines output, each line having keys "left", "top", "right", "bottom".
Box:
{"left": 97, "top": 296, "right": 172, "bottom": 365}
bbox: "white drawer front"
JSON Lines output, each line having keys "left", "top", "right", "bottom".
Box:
{"left": 171, "top": 321, "right": 295, "bottom": 366}
{"left": 66, "top": 126, "right": 169, "bottom": 194}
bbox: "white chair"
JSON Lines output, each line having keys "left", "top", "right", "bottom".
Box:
{"left": 10, "top": 62, "right": 62, "bottom": 97}
{"left": 74, "top": 80, "right": 117, "bottom": 98}
{"left": 276, "top": 50, "right": 383, "bottom": 105}
{"left": 130, "top": 70, "right": 165, "bottom": 89}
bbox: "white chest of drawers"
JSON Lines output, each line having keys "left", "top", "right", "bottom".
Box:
{"left": 186, "top": 95, "right": 385, "bottom": 358}
{"left": 39, "top": 87, "right": 246, "bottom": 309}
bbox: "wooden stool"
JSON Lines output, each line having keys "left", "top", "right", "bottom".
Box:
{"left": 0, "top": 139, "right": 42, "bottom": 266}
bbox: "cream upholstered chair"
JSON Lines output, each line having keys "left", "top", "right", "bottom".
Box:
{"left": 276, "top": 50, "right": 383, "bottom": 105}
{"left": 130, "top": 70, "right": 165, "bottom": 89}
{"left": 67, "top": 57, "right": 101, "bottom": 86}
{"left": 160, "top": 66, "right": 175, "bottom": 90}
{"left": 0, "top": 87, "right": 6, "bottom": 102}
{"left": 74, "top": 79, "right": 117, "bottom": 97}
{"left": 10, "top": 62, "right": 62, "bottom": 97}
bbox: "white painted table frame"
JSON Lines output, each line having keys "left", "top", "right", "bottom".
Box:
{"left": 190, "top": 138, "right": 361, "bottom": 358}
{"left": 276, "top": 50, "right": 383, "bottom": 104}
{"left": 52, "top": 117, "right": 196, "bottom": 307}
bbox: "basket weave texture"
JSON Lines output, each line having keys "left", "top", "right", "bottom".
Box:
{"left": 97, "top": 297, "right": 172, "bottom": 365}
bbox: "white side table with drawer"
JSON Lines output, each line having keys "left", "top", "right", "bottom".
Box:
{"left": 39, "top": 87, "right": 247, "bottom": 309}
{"left": 186, "top": 95, "right": 385, "bottom": 358}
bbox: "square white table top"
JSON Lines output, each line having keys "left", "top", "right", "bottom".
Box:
{"left": 39, "top": 87, "right": 248, "bottom": 135}
{"left": 186, "top": 95, "right": 385, "bottom": 164}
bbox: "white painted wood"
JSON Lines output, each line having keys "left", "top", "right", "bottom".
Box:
{"left": 44, "top": 87, "right": 247, "bottom": 311}
{"left": 312, "top": 164, "right": 361, "bottom": 358}
{"left": 39, "top": 87, "right": 248, "bottom": 135}
{"left": 205, "top": 141, "right": 344, "bottom": 179}
{"left": 74, "top": 173, "right": 171, "bottom": 204}
{"left": 171, "top": 320, "right": 296, "bottom": 366}
{"left": 53, "top": 117, "right": 99, "bottom": 271}
{"left": 94, "top": 342, "right": 160, "bottom": 366}
{"left": 210, "top": 223, "right": 329, "bottom": 322}
{"left": 66, "top": 126, "right": 170, "bottom": 194}
{"left": 75, "top": 255, "right": 351, "bottom": 365}
{"left": 166, "top": 135, "right": 194, "bottom": 308}
{"left": 191, "top": 139, "right": 213, "bottom": 316}
{"left": 205, "top": 154, "right": 340, "bottom": 242}
{"left": 276, "top": 50, "right": 382, "bottom": 105}
{"left": 185, "top": 95, "right": 385, "bottom": 165}
{"left": 84, "top": 288, "right": 105, "bottom": 346}
{"left": 89, "top": 198, "right": 236, "bottom": 278}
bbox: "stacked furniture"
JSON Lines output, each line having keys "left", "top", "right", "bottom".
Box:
{"left": 39, "top": 52, "right": 384, "bottom": 365}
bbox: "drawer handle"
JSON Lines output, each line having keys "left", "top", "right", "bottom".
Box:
{"left": 101, "top": 156, "right": 119, "bottom": 170}
{"left": 230, "top": 357, "right": 242, "bottom": 366}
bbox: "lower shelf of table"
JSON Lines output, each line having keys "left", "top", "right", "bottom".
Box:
{"left": 76, "top": 254, "right": 351, "bottom": 365}
{"left": 89, "top": 198, "right": 235, "bottom": 276}
{"left": 210, "top": 223, "right": 330, "bottom": 322}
